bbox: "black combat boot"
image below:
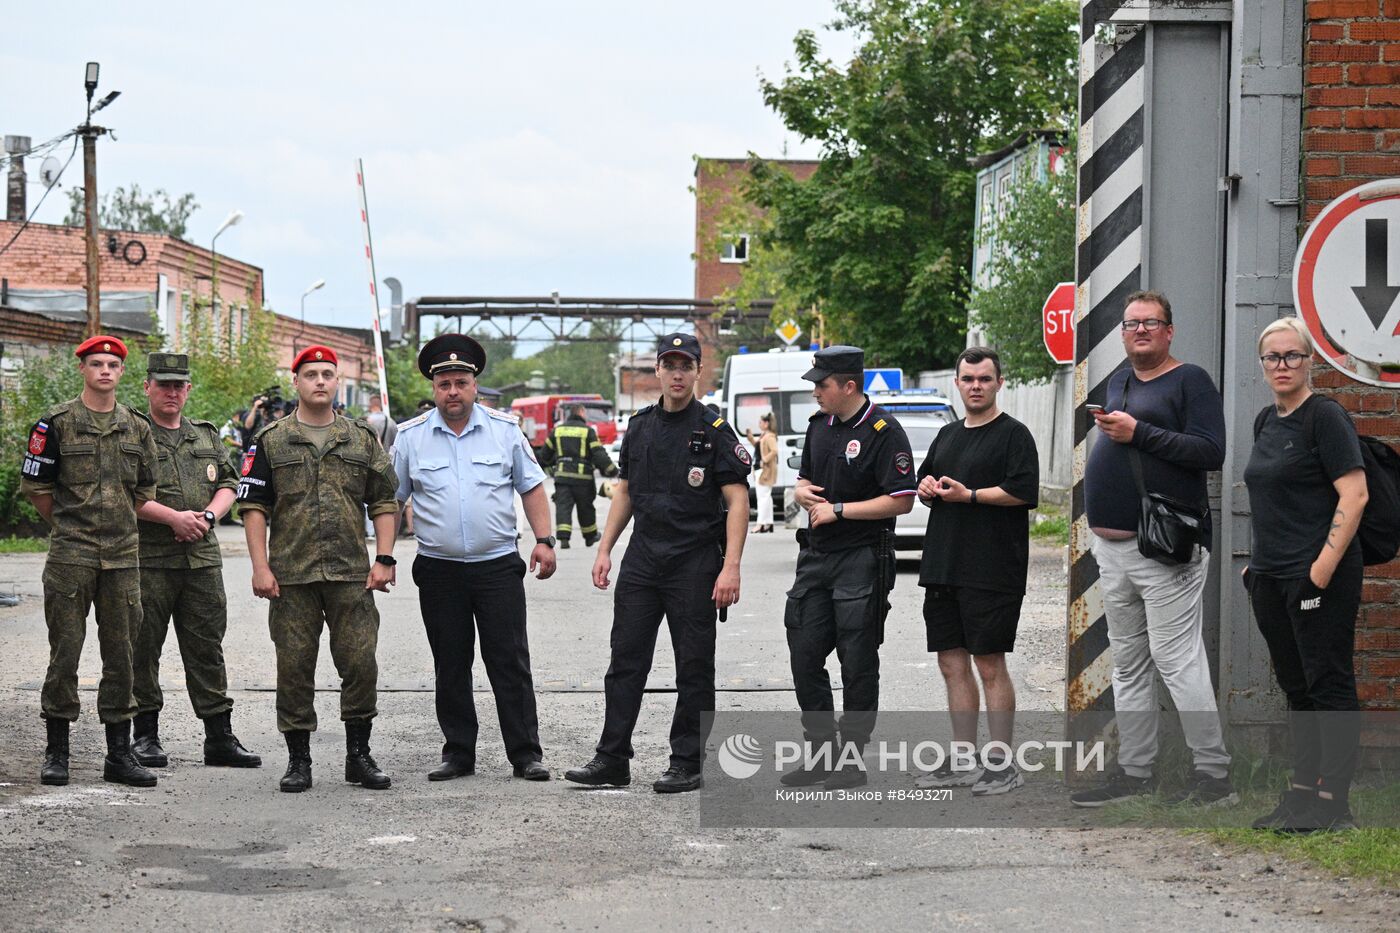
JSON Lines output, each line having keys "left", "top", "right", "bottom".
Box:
{"left": 40, "top": 717, "right": 70, "bottom": 786}
{"left": 583, "top": 532, "right": 599, "bottom": 547}
{"left": 558, "top": 538, "right": 571, "bottom": 549}
{"left": 103, "top": 721, "right": 158, "bottom": 787}
{"left": 203, "top": 711, "right": 262, "bottom": 768}
{"left": 131, "top": 710, "right": 167, "bottom": 768}
{"left": 279, "top": 730, "right": 312, "bottom": 793}
{"left": 344, "top": 718, "right": 391, "bottom": 789}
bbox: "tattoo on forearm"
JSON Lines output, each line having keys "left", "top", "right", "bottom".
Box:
{"left": 1326, "top": 508, "right": 1344, "bottom": 549}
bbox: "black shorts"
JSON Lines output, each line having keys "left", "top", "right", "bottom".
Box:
{"left": 922, "top": 585, "right": 1023, "bottom": 655}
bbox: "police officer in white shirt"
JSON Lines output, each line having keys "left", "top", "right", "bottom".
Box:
{"left": 392, "top": 334, "right": 556, "bottom": 782}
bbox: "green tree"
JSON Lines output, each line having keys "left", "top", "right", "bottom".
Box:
{"left": 745, "top": 0, "right": 1078, "bottom": 370}
{"left": 970, "top": 141, "right": 1076, "bottom": 385}
{"left": 63, "top": 183, "right": 199, "bottom": 239}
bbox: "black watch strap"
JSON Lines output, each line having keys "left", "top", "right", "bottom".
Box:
{"left": 537, "top": 535, "right": 557, "bottom": 549}
{"left": 375, "top": 554, "right": 397, "bottom": 566}
{"left": 203, "top": 510, "right": 216, "bottom": 525}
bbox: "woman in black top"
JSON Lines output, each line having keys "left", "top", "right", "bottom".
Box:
{"left": 1243, "top": 316, "right": 1369, "bottom": 833}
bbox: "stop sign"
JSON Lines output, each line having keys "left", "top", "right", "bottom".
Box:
{"left": 1042, "top": 281, "right": 1076, "bottom": 364}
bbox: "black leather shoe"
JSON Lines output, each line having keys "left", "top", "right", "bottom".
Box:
{"left": 103, "top": 721, "right": 158, "bottom": 787}
{"left": 132, "top": 711, "right": 167, "bottom": 768}
{"left": 203, "top": 711, "right": 262, "bottom": 768}
{"left": 428, "top": 758, "right": 476, "bottom": 781}
{"left": 280, "top": 730, "right": 313, "bottom": 793}
{"left": 344, "top": 718, "right": 391, "bottom": 789}
{"left": 564, "top": 756, "right": 630, "bottom": 786}
{"left": 513, "top": 760, "right": 550, "bottom": 781}
{"left": 41, "top": 717, "right": 70, "bottom": 786}
{"left": 653, "top": 766, "right": 703, "bottom": 794}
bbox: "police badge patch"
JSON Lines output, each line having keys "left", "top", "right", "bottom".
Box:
{"left": 207, "top": 462, "right": 218, "bottom": 481}
{"left": 687, "top": 466, "right": 705, "bottom": 487}
{"left": 845, "top": 439, "right": 861, "bottom": 459}
{"left": 241, "top": 445, "right": 258, "bottom": 477}
{"left": 894, "top": 451, "right": 912, "bottom": 475}
{"left": 734, "top": 442, "right": 752, "bottom": 466}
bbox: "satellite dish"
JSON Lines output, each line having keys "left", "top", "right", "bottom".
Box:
{"left": 39, "top": 156, "right": 62, "bottom": 188}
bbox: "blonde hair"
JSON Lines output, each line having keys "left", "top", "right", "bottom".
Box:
{"left": 1257, "top": 316, "right": 1315, "bottom": 357}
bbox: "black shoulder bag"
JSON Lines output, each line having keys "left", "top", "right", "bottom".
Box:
{"left": 1122, "top": 377, "right": 1208, "bottom": 565}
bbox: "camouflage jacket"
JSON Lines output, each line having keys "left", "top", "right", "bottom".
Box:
{"left": 20, "top": 397, "right": 159, "bottom": 569}
{"left": 236, "top": 414, "right": 399, "bottom": 584}
{"left": 136, "top": 413, "right": 238, "bottom": 569}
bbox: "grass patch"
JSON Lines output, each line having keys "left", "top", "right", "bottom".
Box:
{"left": 1090, "top": 754, "right": 1400, "bottom": 885}
{"left": 0, "top": 535, "right": 47, "bottom": 553}
{"left": 1030, "top": 508, "right": 1069, "bottom": 545}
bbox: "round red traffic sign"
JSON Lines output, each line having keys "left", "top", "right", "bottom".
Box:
{"left": 1042, "top": 281, "right": 1076, "bottom": 364}
{"left": 1294, "top": 179, "right": 1400, "bottom": 387}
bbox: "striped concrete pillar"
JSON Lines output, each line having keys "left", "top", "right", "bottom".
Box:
{"left": 1067, "top": 2, "right": 1146, "bottom": 739}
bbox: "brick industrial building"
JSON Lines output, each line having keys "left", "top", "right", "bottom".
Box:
{"left": 0, "top": 220, "right": 377, "bottom": 405}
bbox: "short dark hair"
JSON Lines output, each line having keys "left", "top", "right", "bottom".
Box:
{"left": 1125, "top": 289, "right": 1172, "bottom": 324}
{"left": 955, "top": 346, "right": 1002, "bottom": 379}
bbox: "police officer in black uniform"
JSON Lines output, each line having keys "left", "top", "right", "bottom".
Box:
{"left": 565, "top": 333, "right": 751, "bottom": 793}
{"left": 783, "top": 346, "right": 917, "bottom": 790}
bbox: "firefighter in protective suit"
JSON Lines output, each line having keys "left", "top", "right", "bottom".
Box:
{"left": 539, "top": 404, "right": 617, "bottom": 548}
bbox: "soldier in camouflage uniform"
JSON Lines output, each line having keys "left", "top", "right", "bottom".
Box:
{"left": 21, "top": 335, "right": 161, "bottom": 788}
{"left": 130, "top": 352, "right": 261, "bottom": 770}
{"left": 237, "top": 345, "right": 400, "bottom": 793}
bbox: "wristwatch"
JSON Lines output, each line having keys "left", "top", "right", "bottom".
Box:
{"left": 832, "top": 502, "right": 845, "bottom": 519}
{"left": 536, "top": 535, "right": 557, "bottom": 549}
{"left": 202, "top": 510, "right": 216, "bottom": 525}
{"left": 374, "top": 554, "right": 397, "bottom": 567}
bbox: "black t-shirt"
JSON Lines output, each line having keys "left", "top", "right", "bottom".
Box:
{"left": 798, "top": 398, "right": 917, "bottom": 553}
{"left": 618, "top": 398, "right": 750, "bottom": 570}
{"left": 1084, "top": 364, "right": 1225, "bottom": 540}
{"left": 917, "top": 413, "right": 1040, "bottom": 594}
{"left": 1244, "top": 395, "right": 1364, "bottom": 577}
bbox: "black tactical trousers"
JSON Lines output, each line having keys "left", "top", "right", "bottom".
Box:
{"left": 785, "top": 546, "right": 882, "bottom": 746}
{"left": 597, "top": 546, "right": 720, "bottom": 771}
{"left": 553, "top": 478, "right": 597, "bottom": 541}
{"left": 413, "top": 553, "right": 542, "bottom": 766}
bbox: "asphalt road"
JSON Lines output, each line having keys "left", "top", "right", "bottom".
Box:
{"left": 0, "top": 491, "right": 1389, "bottom": 930}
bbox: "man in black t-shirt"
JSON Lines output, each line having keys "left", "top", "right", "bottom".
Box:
{"left": 782, "top": 345, "right": 917, "bottom": 791}
{"left": 914, "top": 348, "right": 1038, "bottom": 796}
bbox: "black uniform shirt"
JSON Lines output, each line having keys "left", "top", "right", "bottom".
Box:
{"left": 618, "top": 398, "right": 750, "bottom": 570}
{"left": 798, "top": 397, "right": 917, "bottom": 553}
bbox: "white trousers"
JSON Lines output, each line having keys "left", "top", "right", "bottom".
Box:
{"left": 756, "top": 482, "right": 774, "bottom": 525}
{"left": 1092, "top": 535, "right": 1231, "bottom": 779}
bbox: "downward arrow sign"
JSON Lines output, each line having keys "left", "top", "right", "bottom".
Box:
{"left": 1351, "top": 218, "right": 1400, "bottom": 329}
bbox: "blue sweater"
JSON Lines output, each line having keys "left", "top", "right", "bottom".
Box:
{"left": 1084, "top": 363, "right": 1225, "bottom": 543}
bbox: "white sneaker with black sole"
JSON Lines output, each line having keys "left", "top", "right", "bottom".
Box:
{"left": 971, "top": 762, "right": 1023, "bottom": 796}
{"left": 914, "top": 760, "right": 983, "bottom": 788}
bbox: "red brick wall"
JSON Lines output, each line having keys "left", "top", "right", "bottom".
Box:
{"left": 1303, "top": 1, "right": 1400, "bottom": 709}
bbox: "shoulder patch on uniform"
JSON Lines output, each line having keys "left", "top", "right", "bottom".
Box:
{"left": 131, "top": 409, "right": 152, "bottom": 424}
{"left": 872, "top": 419, "right": 887, "bottom": 432}
{"left": 484, "top": 407, "right": 520, "bottom": 425}
{"left": 631, "top": 404, "right": 656, "bottom": 419}
{"left": 397, "top": 410, "right": 431, "bottom": 431}
{"left": 253, "top": 420, "right": 283, "bottom": 441}
{"left": 712, "top": 417, "right": 724, "bottom": 428}
{"left": 189, "top": 417, "right": 218, "bottom": 430}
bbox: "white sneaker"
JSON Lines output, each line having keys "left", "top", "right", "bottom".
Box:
{"left": 971, "top": 762, "right": 1024, "bottom": 796}
{"left": 914, "top": 761, "right": 983, "bottom": 788}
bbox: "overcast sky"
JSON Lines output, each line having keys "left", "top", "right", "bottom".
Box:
{"left": 4, "top": 2, "right": 853, "bottom": 349}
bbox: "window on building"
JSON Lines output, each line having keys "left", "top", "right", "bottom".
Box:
{"left": 720, "top": 234, "right": 750, "bottom": 263}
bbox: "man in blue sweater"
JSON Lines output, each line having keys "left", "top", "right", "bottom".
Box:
{"left": 1072, "top": 290, "right": 1235, "bottom": 809}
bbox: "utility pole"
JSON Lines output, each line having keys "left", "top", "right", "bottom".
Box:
{"left": 79, "top": 62, "right": 118, "bottom": 339}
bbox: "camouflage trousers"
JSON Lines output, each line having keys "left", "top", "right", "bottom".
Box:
{"left": 41, "top": 563, "right": 140, "bottom": 724}
{"left": 268, "top": 581, "right": 380, "bottom": 733}
{"left": 134, "top": 566, "right": 233, "bottom": 719}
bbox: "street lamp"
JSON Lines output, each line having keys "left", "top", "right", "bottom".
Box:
{"left": 210, "top": 209, "right": 243, "bottom": 351}
{"left": 300, "top": 278, "right": 326, "bottom": 350}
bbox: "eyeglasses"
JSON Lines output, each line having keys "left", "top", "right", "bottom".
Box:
{"left": 1120, "top": 319, "right": 1168, "bottom": 332}
{"left": 1259, "top": 351, "right": 1310, "bottom": 370}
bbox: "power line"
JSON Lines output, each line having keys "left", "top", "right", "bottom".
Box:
{"left": 0, "top": 135, "right": 81, "bottom": 258}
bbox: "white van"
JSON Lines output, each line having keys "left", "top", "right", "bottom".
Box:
{"left": 720, "top": 347, "right": 819, "bottom": 515}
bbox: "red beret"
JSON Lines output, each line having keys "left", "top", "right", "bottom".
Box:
{"left": 292, "top": 345, "right": 338, "bottom": 371}
{"left": 74, "top": 335, "right": 128, "bottom": 360}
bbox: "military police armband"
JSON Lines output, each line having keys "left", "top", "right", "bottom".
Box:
{"left": 21, "top": 420, "right": 59, "bottom": 481}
